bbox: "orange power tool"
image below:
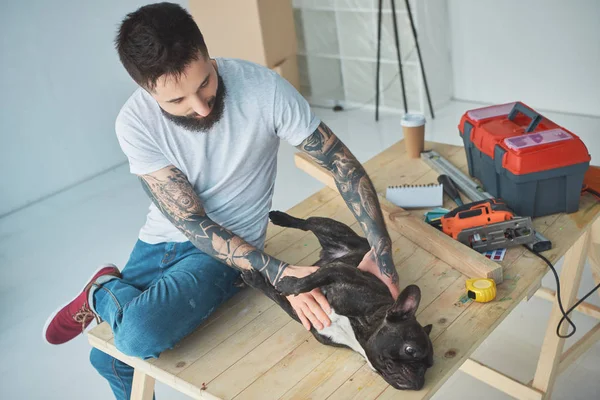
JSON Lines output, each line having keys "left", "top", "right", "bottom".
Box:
{"left": 434, "top": 199, "right": 535, "bottom": 251}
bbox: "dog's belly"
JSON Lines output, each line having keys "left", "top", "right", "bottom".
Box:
{"left": 317, "top": 309, "right": 375, "bottom": 370}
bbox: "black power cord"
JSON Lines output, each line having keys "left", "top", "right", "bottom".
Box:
{"left": 583, "top": 186, "right": 600, "bottom": 200}
{"left": 528, "top": 246, "right": 600, "bottom": 339}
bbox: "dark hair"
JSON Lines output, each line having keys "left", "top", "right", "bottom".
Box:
{"left": 115, "top": 2, "right": 209, "bottom": 91}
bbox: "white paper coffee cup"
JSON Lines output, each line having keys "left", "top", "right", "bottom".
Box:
{"left": 401, "top": 113, "right": 426, "bottom": 158}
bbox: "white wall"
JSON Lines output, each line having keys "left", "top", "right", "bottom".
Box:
{"left": 0, "top": 0, "right": 187, "bottom": 217}
{"left": 416, "top": 0, "right": 453, "bottom": 113}
{"left": 293, "top": 0, "right": 453, "bottom": 116}
{"left": 449, "top": 0, "right": 600, "bottom": 117}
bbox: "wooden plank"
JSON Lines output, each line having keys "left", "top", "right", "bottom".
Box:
{"left": 412, "top": 261, "right": 463, "bottom": 311}
{"left": 590, "top": 218, "right": 600, "bottom": 297}
{"left": 526, "top": 279, "right": 543, "bottom": 301}
{"left": 294, "top": 152, "right": 504, "bottom": 284}
{"left": 131, "top": 369, "right": 156, "bottom": 400}
{"left": 202, "top": 321, "right": 312, "bottom": 399}
{"left": 558, "top": 322, "right": 600, "bottom": 376}
{"left": 390, "top": 234, "right": 421, "bottom": 267}
{"left": 87, "top": 335, "right": 220, "bottom": 400}
{"left": 88, "top": 320, "right": 114, "bottom": 343}
{"left": 153, "top": 289, "right": 276, "bottom": 375}
{"left": 177, "top": 305, "right": 290, "bottom": 385}
{"left": 386, "top": 206, "right": 503, "bottom": 284}
{"left": 395, "top": 246, "right": 437, "bottom": 289}
{"left": 532, "top": 230, "right": 591, "bottom": 397}
{"left": 552, "top": 218, "right": 600, "bottom": 378}
{"left": 459, "top": 359, "right": 543, "bottom": 400}
{"left": 534, "top": 194, "right": 600, "bottom": 266}
{"left": 534, "top": 287, "right": 600, "bottom": 320}
{"left": 416, "top": 276, "right": 474, "bottom": 341}
{"left": 279, "top": 349, "right": 366, "bottom": 400}
{"left": 326, "top": 363, "right": 388, "bottom": 400}
{"left": 527, "top": 323, "right": 600, "bottom": 387}
{"left": 233, "top": 336, "right": 337, "bottom": 400}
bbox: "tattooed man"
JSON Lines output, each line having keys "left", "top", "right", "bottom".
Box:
{"left": 43, "top": 3, "right": 398, "bottom": 398}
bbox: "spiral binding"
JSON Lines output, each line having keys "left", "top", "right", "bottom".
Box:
{"left": 387, "top": 183, "right": 442, "bottom": 189}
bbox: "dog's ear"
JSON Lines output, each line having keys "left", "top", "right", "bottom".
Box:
{"left": 424, "top": 324, "right": 433, "bottom": 335}
{"left": 386, "top": 285, "right": 421, "bottom": 321}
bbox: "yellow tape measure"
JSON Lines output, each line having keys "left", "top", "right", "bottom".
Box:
{"left": 466, "top": 278, "right": 496, "bottom": 303}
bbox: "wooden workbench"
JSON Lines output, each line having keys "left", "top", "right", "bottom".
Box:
{"left": 88, "top": 140, "right": 600, "bottom": 399}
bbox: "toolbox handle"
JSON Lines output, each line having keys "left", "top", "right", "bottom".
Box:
{"left": 507, "top": 103, "right": 542, "bottom": 133}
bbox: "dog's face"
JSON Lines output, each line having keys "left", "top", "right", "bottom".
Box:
{"left": 365, "top": 285, "right": 433, "bottom": 390}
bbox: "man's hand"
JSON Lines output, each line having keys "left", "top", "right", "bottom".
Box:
{"left": 279, "top": 266, "right": 332, "bottom": 331}
{"left": 358, "top": 248, "right": 400, "bottom": 299}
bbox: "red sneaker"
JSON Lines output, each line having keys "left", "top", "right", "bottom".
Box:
{"left": 43, "top": 264, "right": 121, "bottom": 345}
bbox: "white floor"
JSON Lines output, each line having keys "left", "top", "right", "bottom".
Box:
{"left": 1, "top": 100, "right": 599, "bottom": 399}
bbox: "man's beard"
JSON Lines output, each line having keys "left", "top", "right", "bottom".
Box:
{"left": 160, "top": 74, "right": 227, "bottom": 132}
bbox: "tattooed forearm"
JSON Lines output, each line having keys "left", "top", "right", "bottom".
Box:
{"left": 298, "top": 123, "right": 398, "bottom": 284}
{"left": 139, "top": 166, "right": 289, "bottom": 284}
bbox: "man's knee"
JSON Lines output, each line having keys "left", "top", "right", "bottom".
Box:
{"left": 90, "top": 348, "right": 115, "bottom": 374}
{"left": 114, "top": 322, "right": 168, "bottom": 359}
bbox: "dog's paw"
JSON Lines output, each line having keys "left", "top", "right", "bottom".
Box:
{"left": 275, "top": 276, "right": 302, "bottom": 296}
{"left": 233, "top": 275, "right": 247, "bottom": 288}
{"left": 240, "top": 269, "right": 267, "bottom": 289}
{"left": 268, "top": 211, "right": 291, "bottom": 227}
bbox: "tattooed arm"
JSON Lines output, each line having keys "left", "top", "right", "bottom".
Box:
{"left": 297, "top": 122, "right": 400, "bottom": 298}
{"left": 139, "top": 166, "right": 290, "bottom": 284}
{"left": 139, "top": 165, "right": 332, "bottom": 330}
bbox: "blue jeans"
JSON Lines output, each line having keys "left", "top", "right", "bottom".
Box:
{"left": 89, "top": 240, "right": 241, "bottom": 400}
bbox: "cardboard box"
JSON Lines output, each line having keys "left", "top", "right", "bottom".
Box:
{"left": 272, "top": 54, "right": 300, "bottom": 91}
{"left": 189, "top": 0, "right": 297, "bottom": 68}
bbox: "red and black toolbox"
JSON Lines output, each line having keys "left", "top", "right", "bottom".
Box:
{"left": 459, "top": 102, "right": 591, "bottom": 218}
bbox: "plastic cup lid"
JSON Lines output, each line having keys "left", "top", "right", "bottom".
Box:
{"left": 401, "top": 113, "right": 426, "bottom": 127}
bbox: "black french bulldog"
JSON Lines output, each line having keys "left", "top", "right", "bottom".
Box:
{"left": 239, "top": 211, "right": 434, "bottom": 391}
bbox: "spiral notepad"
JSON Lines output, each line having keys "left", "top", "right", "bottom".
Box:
{"left": 385, "top": 184, "right": 443, "bottom": 208}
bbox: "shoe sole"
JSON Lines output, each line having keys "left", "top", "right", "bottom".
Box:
{"left": 42, "top": 263, "right": 118, "bottom": 345}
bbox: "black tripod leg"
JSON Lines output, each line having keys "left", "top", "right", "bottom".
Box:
{"left": 390, "top": 0, "right": 407, "bottom": 114}
{"left": 405, "top": 0, "right": 435, "bottom": 118}
{"left": 375, "top": 0, "right": 383, "bottom": 121}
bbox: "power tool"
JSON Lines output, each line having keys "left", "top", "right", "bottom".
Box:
{"left": 421, "top": 150, "right": 552, "bottom": 252}
{"left": 431, "top": 199, "right": 536, "bottom": 252}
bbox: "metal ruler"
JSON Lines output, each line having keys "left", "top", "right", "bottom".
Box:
{"left": 421, "top": 150, "right": 552, "bottom": 252}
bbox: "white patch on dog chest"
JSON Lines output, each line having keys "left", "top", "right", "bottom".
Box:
{"left": 317, "top": 309, "right": 375, "bottom": 370}
{"left": 329, "top": 248, "right": 350, "bottom": 259}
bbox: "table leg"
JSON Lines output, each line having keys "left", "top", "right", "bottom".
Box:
{"left": 131, "top": 368, "right": 155, "bottom": 400}
{"left": 531, "top": 229, "right": 591, "bottom": 398}
{"left": 589, "top": 218, "right": 600, "bottom": 295}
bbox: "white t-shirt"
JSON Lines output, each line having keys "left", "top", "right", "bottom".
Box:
{"left": 115, "top": 58, "right": 321, "bottom": 249}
